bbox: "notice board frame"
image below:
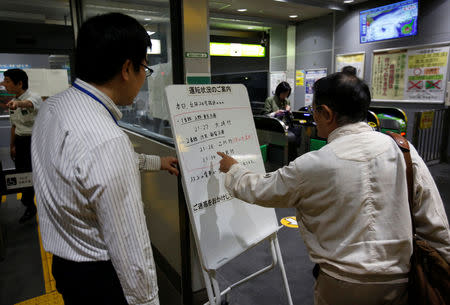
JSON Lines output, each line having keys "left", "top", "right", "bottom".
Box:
{"left": 371, "top": 41, "right": 450, "bottom": 104}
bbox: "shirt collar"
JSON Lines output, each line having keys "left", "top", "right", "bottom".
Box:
{"left": 327, "top": 122, "right": 374, "bottom": 143}
{"left": 17, "top": 89, "right": 30, "bottom": 100}
{"left": 73, "top": 78, "right": 123, "bottom": 121}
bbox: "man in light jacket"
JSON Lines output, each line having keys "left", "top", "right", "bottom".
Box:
{"left": 218, "top": 72, "right": 450, "bottom": 305}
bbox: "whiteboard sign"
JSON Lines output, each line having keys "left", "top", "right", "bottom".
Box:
{"left": 165, "top": 84, "right": 279, "bottom": 270}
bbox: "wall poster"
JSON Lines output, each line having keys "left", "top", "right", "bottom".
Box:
{"left": 296, "top": 70, "right": 305, "bottom": 86}
{"left": 335, "top": 52, "right": 365, "bottom": 79}
{"left": 371, "top": 50, "right": 407, "bottom": 100}
{"left": 304, "top": 69, "right": 327, "bottom": 106}
{"left": 404, "top": 46, "right": 449, "bottom": 103}
{"left": 372, "top": 44, "right": 449, "bottom": 103}
{"left": 270, "top": 71, "right": 286, "bottom": 96}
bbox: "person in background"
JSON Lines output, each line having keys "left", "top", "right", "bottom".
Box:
{"left": 218, "top": 72, "right": 449, "bottom": 305}
{"left": 262, "top": 81, "right": 300, "bottom": 161}
{"left": 32, "top": 13, "right": 178, "bottom": 305}
{"left": 263, "top": 81, "right": 291, "bottom": 116}
{"left": 341, "top": 65, "right": 357, "bottom": 77}
{"left": 3, "top": 69, "right": 42, "bottom": 223}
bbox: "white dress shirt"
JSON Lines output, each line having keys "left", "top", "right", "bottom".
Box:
{"left": 32, "top": 79, "right": 161, "bottom": 305}
{"left": 225, "top": 122, "right": 450, "bottom": 284}
{"left": 9, "top": 89, "right": 42, "bottom": 136}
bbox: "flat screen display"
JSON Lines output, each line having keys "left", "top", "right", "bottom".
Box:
{"left": 360, "top": 0, "right": 418, "bottom": 44}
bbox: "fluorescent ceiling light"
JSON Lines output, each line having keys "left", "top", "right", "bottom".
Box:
{"left": 343, "top": 0, "right": 354, "bottom": 3}
{"left": 147, "top": 31, "right": 155, "bottom": 36}
{"left": 237, "top": 9, "right": 247, "bottom": 12}
{"left": 144, "top": 17, "right": 152, "bottom": 21}
{"left": 289, "top": 15, "right": 298, "bottom": 18}
{"left": 274, "top": 0, "right": 287, "bottom": 2}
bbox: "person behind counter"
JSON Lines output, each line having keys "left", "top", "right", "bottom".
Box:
{"left": 31, "top": 13, "right": 178, "bottom": 305}
{"left": 263, "top": 81, "right": 291, "bottom": 116}
{"left": 3, "top": 69, "right": 42, "bottom": 223}
{"left": 217, "top": 72, "right": 450, "bottom": 305}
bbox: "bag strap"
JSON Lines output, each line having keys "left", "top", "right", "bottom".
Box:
{"left": 385, "top": 131, "right": 416, "bottom": 235}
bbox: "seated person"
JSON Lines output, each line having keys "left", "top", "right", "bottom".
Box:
{"left": 263, "top": 81, "right": 291, "bottom": 117}
{"left": 263, "top": 81, "right": 300, "bottom": 161}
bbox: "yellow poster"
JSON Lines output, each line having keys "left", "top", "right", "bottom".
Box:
{"left": 335, "top": 53, "right": 365, "bottom": 78}
{"left": 295, "top": 70, "right": 304, "bottom": 86}
{"left": 419, "top": 111, "right": 435, "bottom": 129}
{"left": 408, "top": 52, "right": 448, "bottom": 68}
{"left": 372, "top": 51, "right": 407, "bottom": 100}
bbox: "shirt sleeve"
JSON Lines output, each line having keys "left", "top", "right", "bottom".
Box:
{"left": 411, "top": 145, "right": 450, "bottom": 262}
{"left": 82, "top": 136, "right": 160, "bottom": 305}
{"left": 27, "top": 93, "right": 43, "bottom": 110}
{"left": 224, "top": 160, "right": 303, "bottom": 208}
{"left": 136, "top": 153, "right": 161, "bottom": 172}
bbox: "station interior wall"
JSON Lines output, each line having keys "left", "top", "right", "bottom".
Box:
{"left": 293, "top": 0, "right": 450, "bottom": 156}
{"left": 1, "top": 0, "right": 449, "bottom": 153}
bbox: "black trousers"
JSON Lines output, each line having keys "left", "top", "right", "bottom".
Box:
{"left": 52, "top": 255, "right": 128, "bottom": 305}
{"left": 14, "top": 135, "right": 34, "bottom": 208}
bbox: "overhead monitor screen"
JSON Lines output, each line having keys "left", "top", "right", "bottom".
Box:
{"left": 360, "top": 0, "right": 418, "bottom": 44}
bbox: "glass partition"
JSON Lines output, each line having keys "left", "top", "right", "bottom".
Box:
{"left": 0, "top": 54, "right": 71, "bottom": 116}
{"left": 82, "top": 0, "right": 174, "bottom": 142}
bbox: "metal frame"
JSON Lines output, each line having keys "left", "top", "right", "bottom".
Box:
{"left": 201, "top": 233, "right": 293, "bottom": 305}
{"left": 412, "top": 108, "right": 450, "bottom": 164}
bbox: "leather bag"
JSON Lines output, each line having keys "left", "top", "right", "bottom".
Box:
{"left": 386, "top": 131, "right": 450, "bottom": 305}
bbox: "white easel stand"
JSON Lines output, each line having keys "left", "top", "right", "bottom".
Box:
{"left": 201, "top": 232, "right": 293, "bottom": 305}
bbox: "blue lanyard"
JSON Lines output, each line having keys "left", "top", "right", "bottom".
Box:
{"left": 72, "top": 82, "right": 118, "bottom": 125}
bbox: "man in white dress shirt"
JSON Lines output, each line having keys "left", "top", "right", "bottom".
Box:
{"left": 32, "top": 13, "right": 178, "bottom": 305}
{"left": 218, "top": 72, "right": 450, "bottom": 305}
{"left": 3, "top": 69, "right": 42, "bottom": 223}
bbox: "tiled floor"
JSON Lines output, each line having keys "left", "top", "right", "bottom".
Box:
{"left": 1, "top": 162, "right": 449, "bottom": 305}
{"left": 7, "top": 196, "right": 63, "bottom": 305}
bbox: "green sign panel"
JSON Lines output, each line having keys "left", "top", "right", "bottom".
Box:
{"left": 210, "top": 42, "right": 265, "bottom": 57}
{"left": 185, "top": 52, "right": 208, "bottom": 58}
{"left": 186, "top": 76, "right": 211, "bottom": 84}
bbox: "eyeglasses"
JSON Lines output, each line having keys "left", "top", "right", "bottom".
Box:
{"left": 141, "top": 63, "right": 154, "bottom": 78}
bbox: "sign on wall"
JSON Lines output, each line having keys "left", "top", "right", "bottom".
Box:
{"left": 24, "top": 68, "right": 70, "bottom": 97}
{"left": 270, "top": 71, "right": 287, "bottom": 96}
{"left": 296, "top": 70, "right": 305, "bottom": 86}
{"left": 371, "top": 45, "right": 449, "bottom": 103}
{"left": 335, "top": 52, "right": 365, "bottom": 78}
{"left": 305, "top": 69, "right": 327, "bottom": 106}
{"left": 404, "top": 46, "right": 449, "bottom": 102}
{"left": 372, "top": 50, "right": 407, "bottom": 100}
